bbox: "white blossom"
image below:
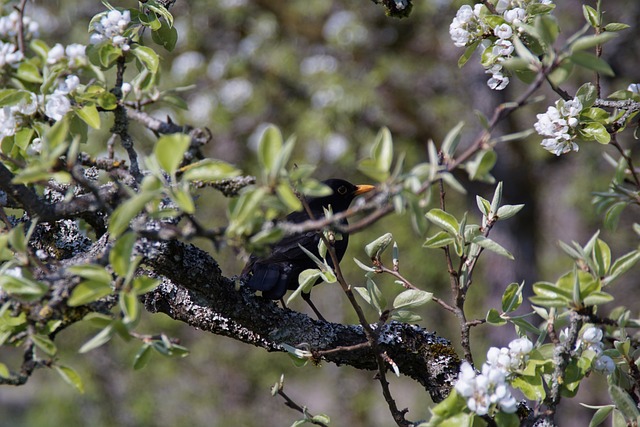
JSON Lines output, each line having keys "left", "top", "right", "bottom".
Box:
{"left": 13, "top": 93, "right": 38, "bottom": 116}
{"left": 47, "top": 43, "right": 65, "bottom": 64}
{"left": 628, "top": 83, "right": 640, "bottom": 94}
{"left": 494, "top": 23, "right": 513, "bottom": 40}
{"left": 65, "top": 43, "right": 87, "bottom": 67}
{"left": 449, "top": 4, "right": 488, "bottom": 47}
{"left": 455, "top": 336, "right": 531, "bottom": 416}
{"left": 45, "top": 93, "right": 71, "bottom": 121}
{"left": 504, "top": 7, "right": 527, "bottom": 24}
{"left": 534, "top": 97, "right": 583, "bottom": 156}
{"left": 56, "top": 75, "right": 80, "bottom": 94}
{"left": 0, "top": 107, "right": 17, "bottom": 138}
{"left": 582, "top": 326, "right": 603, "bottom": 345}
{"left": 492, "top": 39, "right": 514, "bottom": 56}
{"left": 0, "top": 41, "right": 24, "bottom": 67}
{"left": 487, "top": 71, "right": 509, "bottom": 90}
{"left": 0, "top": 10, "right": 39, "bottom": 39}
{"left": 593, "top": 355, "right": 615, "bottom": 375}
{"left": 121, "top": 82, "right": 132, "bottom": 96}
{"left": 90, "top": 9, "right": 131, "bottom": 50}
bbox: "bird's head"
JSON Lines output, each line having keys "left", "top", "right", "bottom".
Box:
{"left": 310, "top": 179, "right": 375, "bottom": 213}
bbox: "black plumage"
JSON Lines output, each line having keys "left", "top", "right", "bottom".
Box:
{"left": 242, "top": 179, "right": 374, "bottom": 306}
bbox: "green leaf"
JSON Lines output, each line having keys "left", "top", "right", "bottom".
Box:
{"left": 152, "top": 20, "right": 179, "bottom": 51}
{"left": 606, "top": 250, "right": 640, "bottom": 285}
{"left": 511, "top": 317, "right": 542, "bottom": 335}
{"left": 582, "top": 5, "right": 599, "bottom": 27}
{"left": 571, "top": 33, "right": 618, "bottom": 52}
{"left": 582, "top": 291, "right": 614, "bottom": 306}
{"left": 570, "top": 51, "right": 615, "bottom": 77}
{"left": 297, "top": 179, "right": 332, "bottom": 197}
{"left": 423, "top": 231, "right": 455, "bottom": 249}
{"left": 441, "top": 122, "right": 465, "bottom": 157}
{"left": 286, "top": 269, "right": 321, "bottom": 305}
{"left": 275, "top": 183, "right": 302, "bottom": 211}
{"left": 471, "top": 235, "right": 514, "bottom": 260}
{"left": 180, "top": 159, "right": 240, "bottom": 182}
{"left": 68, "top": 281, "right": 113, "bottom": 306}
{"left": 496, "top": 204, "right": 525, "bottom": 220}
{"left": 67, "top": 265, "right": 112, "bottom": 285}
{"left": 54, "top": 365, "right": 85, "bottom": 393}
{"left": 502, "top": 282, "right": 523, "bottom": 313}
{"left": 476, "top": 196, "right": 490, "bottom": 217}
{"left": 299, "top": 269, "right": 322, "bottom": 293}
{"left": 133, "top": 344, "right": 153, "bottom": 370}
{"left": 170, "top": 186, "right": 195, "bottom": 214}
{"left": 603, "top": 23, "right": 630, "bottom": 32}
{"left": 45, "top": 115, "right": 70, "bottom": 149}
{"left": 532, "top": 281, "right": 573, "bottom": 300}
{"left": 608, "top": 384, "right": 640, "bottom": 420}
{"left": 372, "top": 127, "right": 394, "bottom": 175}
{"left": 593, "top": 238, "right": 611, "bottom": 277}
{"left": 581, "top": 122, "right": 611, "bottom": 144}
{"left": 486, "top": 308, "right": 507, "bottom": 326}
{"left": 365, "top": 233, "right": 394, "bottom": 259}
{"left": 393, "top": 289, "right": 432, "bottom": 310}
{"left": 131, "top": 45, "right": 159, "bottom": 73}
{"left": 585, "top": 404, "right": 615, "bottom": 427}
{"left": 490, "top": 181, "right": 503, "bottom": 215}
{"left": 352, "top": 257, "right": 375, "bottom": 272}
{"left": 258, "top": 125, "right": 283, "bottom": 179}
{"left": 0, "top": 362, "right": 9, "bottom": 378}
{"left": 535, "top": 14, "right": 559, "bottom": 47}
{"left": 458, "top": 41, "right": 480, "bottom": 68}
{"left": 512, "top": 374, "right": 546, "bottom": 400}
{"left": 249, "top": 227, "right": 284, "bottom": 246}
{"left": 465, "top": 149, "right": 496, "bottom": 182}
{"left": 155, "top": 133, "right": 190, "bottom": 176}
{"left": 79, "top": 323, "right": 114, "bottom": 353}
{"left": 425, "top": 209, "right": 459, "bottom": 235}
{"left": 75, "top": 104, "right": 101, "bottom": 129}
{"left": 17, "top": 61, "right": 43, "bottom": 83}
{"left": 494, "top": 412, "right": 520, "bottom": 427}
{"left": 576, "top": 83, "right": 598, "bottom": 108}
{"left": 132, "top": 276, "right": 160, "bottom": 295}
{"left": 391, "top": 310, "right": 422, "bottom": 323}
{"left": 357, "top": 127, "right": 394, "bottom": 182}
{"left": 108, "top": 191, "right": 158, "bottom": 238}
{"left": 109, "top": 233, "right": 137, "bottom": 279}
{"left": 31, "top": 333, "right": 57, "bottom": 356}
{"left": 120, "top": 290, "right": 139, "bottom": 324}
{"left": 0, "top": 275, "right": 48, "bottom": 300}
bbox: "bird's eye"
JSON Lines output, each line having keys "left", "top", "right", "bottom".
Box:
{"left": 337, "top": 185, "right": 347, "bottom": 195}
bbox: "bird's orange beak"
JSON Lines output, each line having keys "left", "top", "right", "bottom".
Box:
{"left": 353, "top": 184, "right": 375, "bottom": 195}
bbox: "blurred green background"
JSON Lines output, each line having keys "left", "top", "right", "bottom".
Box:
{"left": 1, "top": 0, "right": 639, "bottom": 426}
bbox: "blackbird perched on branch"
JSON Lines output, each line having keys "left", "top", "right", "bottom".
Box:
{"left": 241, "top": 179, "right": 375, "bottom": 319}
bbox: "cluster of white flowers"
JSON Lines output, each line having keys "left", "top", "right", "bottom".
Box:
{"left": 0, "top": 92, "right": 38, "bottom": 139}
{"left": 533, "top": 97, "right": 583, "bottom": 156}
{"left": 0, "top": 40, "right": 22, "bottom": 67}
{"left": 450, "top": 1, "right": 554, "bottom": 90}
{"left": 455, "top": 337, "right": 533, "bottom": 416}
{"left": 576, "top": 326, "right": 615, "bottom": 375}
{"left": 43, "top": 75, "right": 81, "bottom": 121}
{"left": 46, "top": 43, "right": 87, "bottom": 68}
{"left": 89, "top": 9, "right": 131, "bottom": 51}
{"left": 449, "top": 4, "right": 487, "bottom": 48}
{"left": 0, "top": 10, "right": 39, "bottom": 39}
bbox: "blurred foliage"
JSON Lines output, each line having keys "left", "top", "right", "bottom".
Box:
{"left": 1, "top": 0, "right": 640, "bottom": 426}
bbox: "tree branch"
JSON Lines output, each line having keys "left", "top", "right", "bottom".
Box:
{"left": 138, "top": 238, "right": 460, "bottom": 403}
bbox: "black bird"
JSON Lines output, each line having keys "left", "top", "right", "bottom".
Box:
{"left": 242, "top": 179, "right": 375, "bottom": 318}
